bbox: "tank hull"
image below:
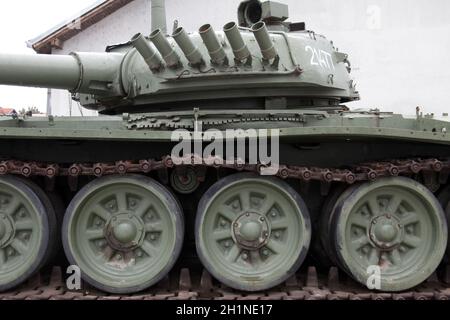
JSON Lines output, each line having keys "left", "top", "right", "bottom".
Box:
{"left": 0, "top": 110, "right": 449, "bottom": 293}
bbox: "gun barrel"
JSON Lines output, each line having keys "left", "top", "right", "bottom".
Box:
{"left": 0, "top": 53, "right": 80, "bottom": 90}
{"left": 0, "top": 52, "right": 123, "bottom": 96}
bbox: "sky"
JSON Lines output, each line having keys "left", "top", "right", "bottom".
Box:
{"left": 0, "top": 0, "right": 98, "bottom": 112}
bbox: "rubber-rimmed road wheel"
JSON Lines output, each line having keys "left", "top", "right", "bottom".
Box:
{"left": 438, "top": 185, "right": 450, "bottom": 256}
{"left": 317, "top": 185, "right": 347, "bottom": 268}
{"left": 17, "top": 178, "right": 58, "bottom": 267}
{"left": 0, "top": 176, "right": 55, "bottom": 291}
{"left": 62, "top": 175, "right": 184, "bottom": 294}
{"left": 331, "top": 177, "right": 447, "bottom": 292}
{"left": 196, "top": 173, "right": 311, "bottom": 291}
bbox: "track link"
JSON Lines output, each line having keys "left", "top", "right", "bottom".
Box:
{"left": 0, "top": 156, "right": 448, "bottom": 189}
{"left": 1, "top": 266, "right": 450, "bottom": 300}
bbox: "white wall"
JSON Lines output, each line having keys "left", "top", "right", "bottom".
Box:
{"left": 49, "top": 0, "right": 450, "bottom": 116}
{"left": 50, "top": 0, "right": 152, "bottom": 116}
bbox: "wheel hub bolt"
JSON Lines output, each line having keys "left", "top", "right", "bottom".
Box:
{"left": 260, "top": 217, "right": 265, "bottom": 222}
{"left": 137, "top": 251, "right": 143, "bottom": 258}
{"left": 150, "top": 234, "right": 156, "bottom": 241}
{"left": 232, "top": 203, "right": 239, "bottom": 210}
{"left": 116, "top": 255, "right": 122, "bottom": 260}
{"left": 224, "top": 241, "right": 231, "bottom": 248}
{"left": 274, "top": 232, "right": 281, "bottom": 239}
{"left": 271, "top": 212, "right": 276, "bottom": 217}
{"left": 7, "top": 248, "right": 14, "bottom": 256}
{"left": 242, "top": 253, "right": 249, "bottom": 260}
{"left": 262, "top": 249, "right": 269, "bottom": 256}
{"left": 220, "top": 220, "right": 226, "bottom": 227}
{"left": 19, "top": 211, "right": 26, "bottom": 218}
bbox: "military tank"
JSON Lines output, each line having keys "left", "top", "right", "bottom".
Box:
{"left": 0, "top": 0, "right": 449, "bottom": 295}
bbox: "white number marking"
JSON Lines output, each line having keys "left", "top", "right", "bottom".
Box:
{"left": 305, "top": 46, "right": 335, "bottom": 70}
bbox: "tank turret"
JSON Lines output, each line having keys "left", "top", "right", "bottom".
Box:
{"left": 0, "top": 0, "right": 359, "bottom": 115}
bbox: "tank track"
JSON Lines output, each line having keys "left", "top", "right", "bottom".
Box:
{"left": 0, "top": 156, "right": 448, "bottom": 185}
{"left": 0, "top": 156, "right": 449, "bottom": 298}
{"left": 1, "top": 265, "right": 450, "bottom": 300}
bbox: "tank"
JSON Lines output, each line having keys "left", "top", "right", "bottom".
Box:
{"left": 0, "top": 0, "right": 449, "bottom": 295}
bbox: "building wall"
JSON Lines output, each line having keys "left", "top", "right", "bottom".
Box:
{"left": 49, "top": 0, "right": 450, "bottom": 116}
{"left": 50, "top": 0, "right": 152, "bottom": 116}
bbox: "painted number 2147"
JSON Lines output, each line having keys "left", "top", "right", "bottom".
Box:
{"left": 305, "top": 46, "right": 335, "bottom": 70}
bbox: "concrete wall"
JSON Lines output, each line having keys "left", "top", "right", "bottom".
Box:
{"left": 49, "top": 0, "right": 450, "bottom": 116}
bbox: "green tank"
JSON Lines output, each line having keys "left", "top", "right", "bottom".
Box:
{"left": 0, "top": 0, "right": 448, "bottom": 294}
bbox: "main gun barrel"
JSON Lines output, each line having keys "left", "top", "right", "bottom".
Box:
{"left": 0, "top": 53, "right": 80, "bottom": 90}
{"left": 0, "top": 52, "right": 124, "bottom": 96}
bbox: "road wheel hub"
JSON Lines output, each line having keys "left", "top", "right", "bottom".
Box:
{"left": 233, "top": 212, "right": 270, "bottom": 249}
{"left": 113, "top": 221, "right": 138, "bottom": 244}
{"left": 369, "top": 215, "right": 403, "bottom": 249}
{"left": 106, "top": 214, "right": 144, "bottom": 250}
